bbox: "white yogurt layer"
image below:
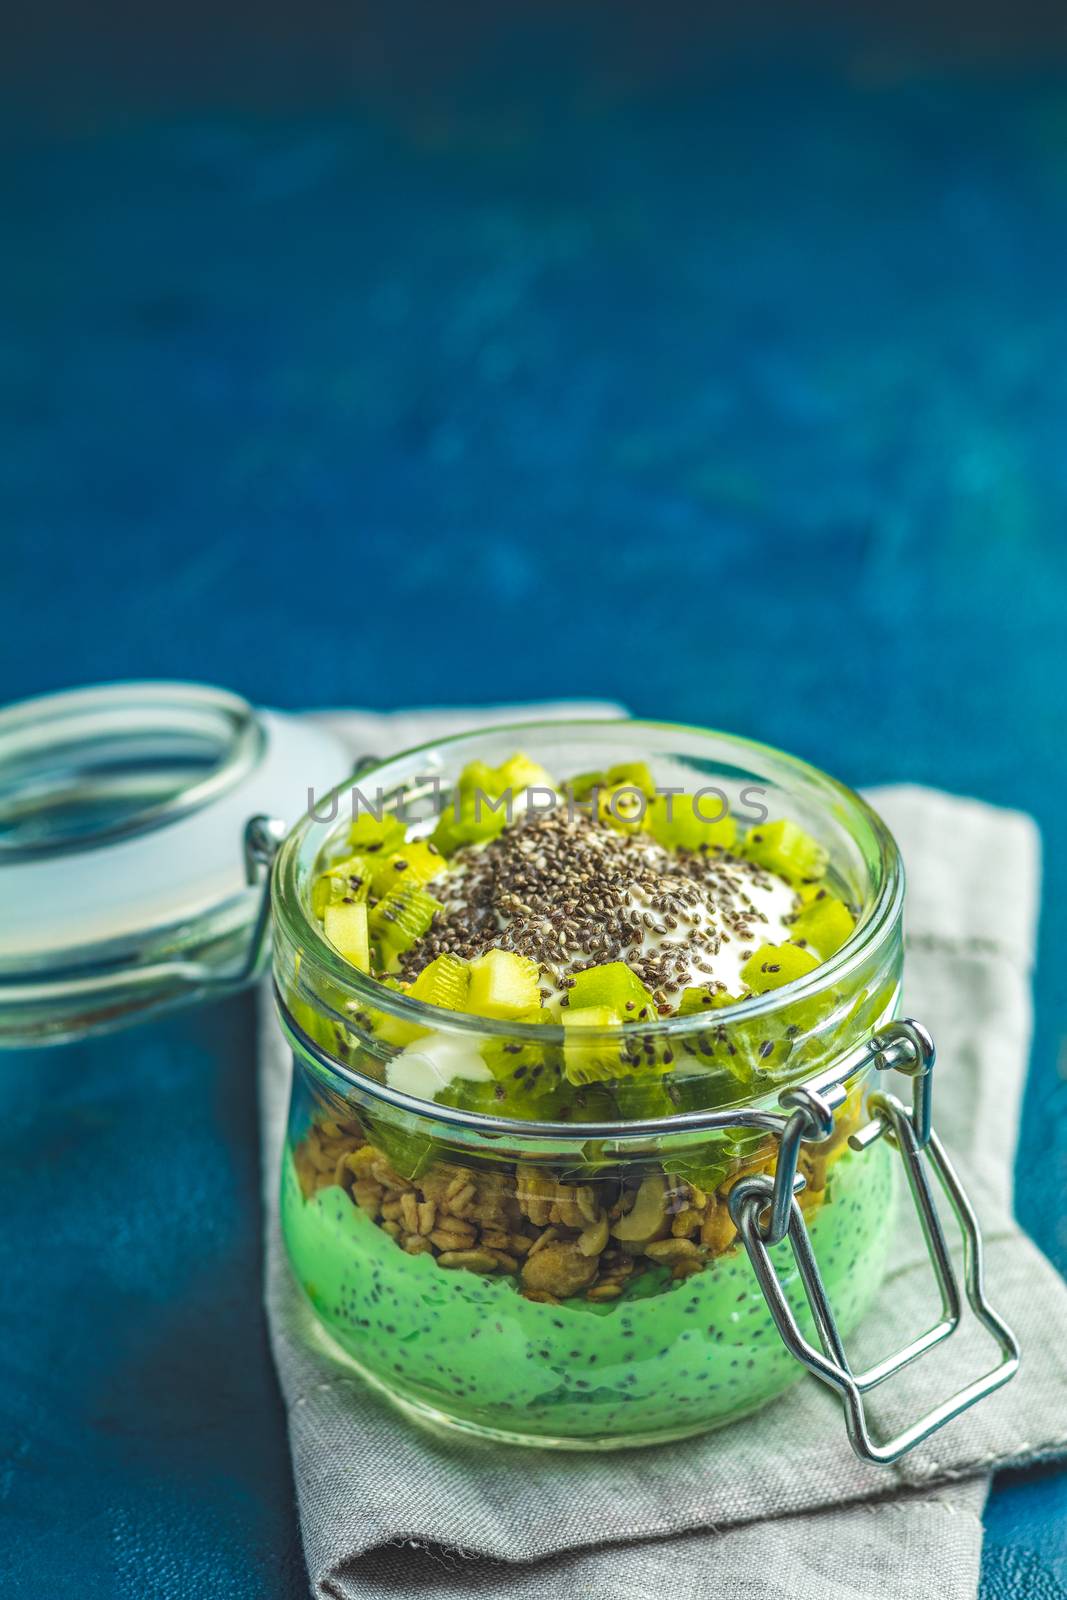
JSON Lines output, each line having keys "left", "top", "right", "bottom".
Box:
{"left": 622, "top": 867, "right": 798, "bottom": 999}
{"left": 386, "top": 1030, "right": 493, "bottom": 1100}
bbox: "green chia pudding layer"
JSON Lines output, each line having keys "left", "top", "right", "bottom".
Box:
{"left": 282, "top": 1137, "right": 895, "bottom": 1442}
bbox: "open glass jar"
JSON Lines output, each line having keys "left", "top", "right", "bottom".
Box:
{"left": 271, "top": 722, "right": 1018, "bottom": 1458}
{"left": 0, "top": 689, "right": 1017, "bottom": 1461}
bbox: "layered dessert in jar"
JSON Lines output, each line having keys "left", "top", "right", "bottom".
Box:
{"left": 276, "top": 732, "right": 902, "bottom": 1447}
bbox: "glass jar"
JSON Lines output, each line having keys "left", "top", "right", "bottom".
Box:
{"left": 272, "top": 721, "right": 989, "bottom": 1453}
{"left": 0, "top": 691, "right": 1019, "bottom": 1462}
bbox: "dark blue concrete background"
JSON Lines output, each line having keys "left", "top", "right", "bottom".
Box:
{"left": 3, "top": 13, "right": 1067, "bottom": 1596}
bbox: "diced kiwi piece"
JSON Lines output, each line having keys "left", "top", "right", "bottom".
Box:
{"left": 743, "top": 818, "right": 828, "bottom": 884}
{"left": 596, "top": 784, "right": 646, "bottom": 835}
{"left": 364, "top": 1112, "right": 438, "bottom": 1179}
{"left": 428, "top": 809, "right": 469, "bottom": 856}
{"left": 676, "top": 985, "right": 738, "bottom": 1015}
{"left": 357, "top": 976, "right": 427, "bottom": 1048}
{"left": 372, "top": 1017, "right": 427, "bottom": 1050}
{"left": 465, "top": 949, "right": 542, "bottom": 1020}
{"left": 456, "top": 759, "right": 504, "bottom": 801}
{"left": 674, "top": 988, "right": 838, "bottom": 1084}
{"left": 676, "top": 1035, "right": 752, "bottom": 1086}
{"left": 646, "top": 794, "right": 737, "bottom": 853}
{"left": 837, "top": 973, "right": 899, "bottom": 1042}
{"left": 667, "top": 1128, "right": 769, "bottom": 1193}
{"left": 407, "top": 952, "right": 470, "bottom": 1010}
{"left": 567, "top": 770, "right": 607, "bottom": 800}
{"left": 311, "top": 853, "right": 375, "bottom": 917}
{"left": 664, "top": 1137, "right": 734, "bottom": 1193}
{"left": 435, "top": 1075, "right": 545, "bottom": 1121}
{"left": 432, "top": 754, "right": 556, "bottom": 856}
{"left": 347, "top": 813, "right": 407, "bottom": 857}
{"left": 612, "top": 1077, "right": 681, "bottom": 1120}
{"left": 495, "top": 752, "right": 556, "bottom": 794}
{"left": 567, "top": 961, "right": 657, "bottom": 1021}
{"left": 287, "top": 991, "right": 361, "bottom": 1063}
{"left": 430, "top": 794, "right": 507, "bottom": 855}
{"left": 562, "top": 1006, "right": 623, "bottom": 1085}
{"left": 328, "top": 854, "right": 376, "bottom": 896}
{"left": 455, "top": 755, "right": 540, "bottom": 810}
{"left": 569, "top": 772, "right": 648, "bottom": 829}
{"left": 368, "top": 838, "right": 447, "bottom": 899}
{"left": 796, "top": 880, "right": 827, "bottom": 906}
{"left": 368, "top": 884, "right": 442, "bottom": 964}
{"left": 789, "top": 892, "right": 855, "bottom": 958}
{"left": 323, "top": 901, "right": 370, "bottom": 972}
{"left": 562, "top": 1083, "right": 618, "bottom": 1122}
{"left": 481, "top": 1008, "right": 559, "bottom": 1096}
{"left": 740, "top": 941, "right": 821, "bottom": 994}
{"left": 433, "top": 1077, "right": 500, "bottom": 1116}
{"left": 457, "top": 1032, "right": 570, "bottom": 1115}
{"left": 606, "top": 760, "right": 656, "bottom": 796}
{"left": 432, "top": 751, "right": 554, "bottom": 853}
{"left": 665, "top": 1053, "right": 756, "bottom": 1107}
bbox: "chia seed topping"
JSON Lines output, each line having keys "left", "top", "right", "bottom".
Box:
{"left": 398, "top": 810, "right": 798, "bottom": 1005}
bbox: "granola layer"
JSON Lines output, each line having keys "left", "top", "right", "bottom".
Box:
{"left": 292, "top": 1094, "right": 861, "bottom": 1303}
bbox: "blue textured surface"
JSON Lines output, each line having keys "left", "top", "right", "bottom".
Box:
{"left": 3, "top": 24, "right": 1067, "bottom": 1597}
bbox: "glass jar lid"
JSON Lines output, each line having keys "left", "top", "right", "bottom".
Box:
{"left": 0, "top": 681, "right": 350, "bottom": 1046}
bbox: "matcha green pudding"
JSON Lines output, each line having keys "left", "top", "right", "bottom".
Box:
{"left": 277, "top": 737, "right": 902, "bottom": 1447}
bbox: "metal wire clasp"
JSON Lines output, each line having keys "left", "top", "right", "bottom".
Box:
{"left": 229, "top": 814, "right": 288, "bottom": 985}
{"left": 728, "top": 1017, "right": 1019, "bottom": 1465}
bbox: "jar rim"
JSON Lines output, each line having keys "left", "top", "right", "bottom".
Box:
{"left": 273, "top": 718, "right": 905, "bottom": 1128}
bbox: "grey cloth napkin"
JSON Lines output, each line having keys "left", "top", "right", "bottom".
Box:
{"left": 258, "top": 708, "right": 1067, "bottom": 1600}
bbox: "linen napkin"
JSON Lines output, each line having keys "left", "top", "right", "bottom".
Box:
{"left": 258, "top": 708, "right": 1067, "bottom": 1600}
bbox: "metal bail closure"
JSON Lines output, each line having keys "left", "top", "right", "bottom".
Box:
{"left": 728, "top": 1018, "right": 1020, "bottom": 1465}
